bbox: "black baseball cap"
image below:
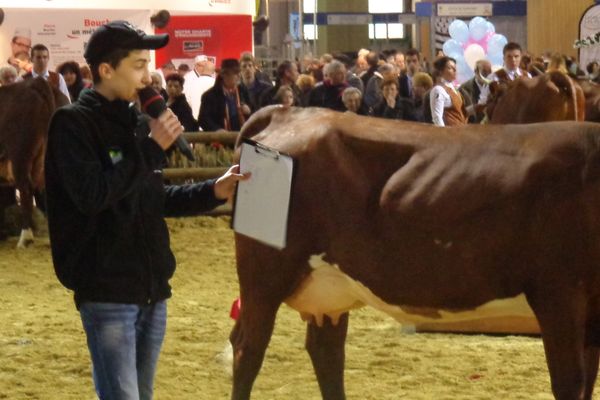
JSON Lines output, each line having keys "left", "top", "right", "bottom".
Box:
{"left": 84, "top": 20, "right": 169, "bottom": 65}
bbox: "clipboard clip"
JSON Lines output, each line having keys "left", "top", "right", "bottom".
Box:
{"left": 254, "top": 142, "right": 280, "bottom": 160}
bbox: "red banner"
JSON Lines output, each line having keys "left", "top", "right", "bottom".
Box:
{"left": 155, "top": 15, "right": 252, "bottom": 69}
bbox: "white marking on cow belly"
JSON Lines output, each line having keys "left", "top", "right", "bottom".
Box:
{"left": 284, "top": 255, "right": 533, "bottom": 327}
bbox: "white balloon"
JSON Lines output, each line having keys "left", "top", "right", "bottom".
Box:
{"left": 463, "top": 43, "right": 486, "bottom": 70}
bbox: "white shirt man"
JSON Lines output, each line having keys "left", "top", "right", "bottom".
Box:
{"left": 183, "top": 55, "right": 215, "bottom": 120}
{"left": 478, "top": 43, "right": 531, "bottom": 106}
{"left": 24, "top": 44, "right": 70, "bottom": 103}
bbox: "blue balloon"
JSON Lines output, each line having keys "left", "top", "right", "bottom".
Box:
{"left": 442, "top": 39, "right": 464, "bottom": 59}
{"left": 488, "top": 52, "right": 503, "bottom": 67}
{"left": 457, "top": 69, "right": 474, "bottom": 84}
{"left": 456, "top": 56, "right": 471, "bottom": 75}
{"left": 469, "top": 17, "right": 488, "bottom": 41}
{"left": 487, "top": 34, "right": 508, "bottom": 57}
{"left": 449, "top": 19, "right": 469, "bottom": 44}
{"left": 455, "top": 54, "right": 468, "bottom": 68}
{"left": 486, "top": 21, "right": 495, "bottom": 35}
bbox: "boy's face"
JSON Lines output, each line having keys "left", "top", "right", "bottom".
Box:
{"left": 101, "top": 50, "right": 152, "bottom": 101}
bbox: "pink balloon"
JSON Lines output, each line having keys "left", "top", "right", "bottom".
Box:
{"left": 463, "top": 38, "right": 477, "bottom": 49}
{"left": 475, "top": 37, "right": 488, "bottom": 53}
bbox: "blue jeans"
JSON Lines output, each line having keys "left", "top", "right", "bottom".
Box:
{"left": 79, "top": 301, "right": 167, "bottom": 400}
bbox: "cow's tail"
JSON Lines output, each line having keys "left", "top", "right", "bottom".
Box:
{"left": 547, "top": 71, "right": 585, "bottom": 121}
{"left": 236, "top": 105, "right": 287, "bottom": 148}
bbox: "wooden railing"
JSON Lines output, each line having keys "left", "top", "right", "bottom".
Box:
{"left": 162, "top": 131, "right": 239, "bottom": 215}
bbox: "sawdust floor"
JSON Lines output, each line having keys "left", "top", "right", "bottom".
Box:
{"left": 0, "top": 216, "right": 556, "bottom": 399}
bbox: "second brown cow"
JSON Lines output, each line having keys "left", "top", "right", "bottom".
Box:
{"left": 487, "top": 71, "right": 585, "bottom": 124}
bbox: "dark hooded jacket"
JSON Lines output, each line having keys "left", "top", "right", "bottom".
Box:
{"left": 45, "top": 89, "right": 224, "bottom": 307}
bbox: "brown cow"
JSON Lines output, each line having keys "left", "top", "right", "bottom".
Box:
{"left": 487, "top": 71, "right": 585, "bottom": 123}
{"left": 231, "top": 105, "right": 600, "bottom": 400}
{"left": 0, "top": 77, "right": 68, "bottom": 247}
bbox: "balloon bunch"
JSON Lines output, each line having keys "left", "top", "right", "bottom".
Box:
{"left": 442, "top": 17, "right": 508, "bottom": 83}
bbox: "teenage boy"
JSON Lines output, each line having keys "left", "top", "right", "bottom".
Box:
{"left": 44, "top": 20, "right": 249, "bottom": 399}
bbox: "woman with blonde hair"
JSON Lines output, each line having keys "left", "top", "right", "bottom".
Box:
{"left": 296, "top": 73, "right": 315, "bottom": 106}
{"left": 547, "top": 53, "right": 568, "bottom": 75}
{"left": 412, "top": 72, "right": 434, "bottom": 123}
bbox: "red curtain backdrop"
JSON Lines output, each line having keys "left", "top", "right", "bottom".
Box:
{"left": 155, "top": 14, "right": 252, "bottom": 68}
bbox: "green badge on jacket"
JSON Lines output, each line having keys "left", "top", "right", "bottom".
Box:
{"left": 108, "top": 148, "right": 123, "bottom": 165}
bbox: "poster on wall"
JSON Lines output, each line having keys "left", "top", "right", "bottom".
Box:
{"left": 0, "top": 8, "right": 151, "bottom": 74}
{"left": 578, "top": 4, "right": 600, "bottom": 69}
{"left": 154, "top": 15, "right": 252, "bottom": 70}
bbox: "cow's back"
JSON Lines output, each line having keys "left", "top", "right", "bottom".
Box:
{"left": 0, "top": 77, "right": 64, "bottom": 188}
{"left": 0, "top": 78, "right": 57, "bottom": 152}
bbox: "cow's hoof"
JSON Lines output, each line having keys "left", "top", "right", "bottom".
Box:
{"left": 16, "top": 228, "right": 34, "bottom": 248}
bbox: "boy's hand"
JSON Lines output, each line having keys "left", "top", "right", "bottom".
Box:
{"left": 148, "top": 109, "right": 184, "bottom": 150}
{"left": 214, "top": 165, "right": 251, "bottom": 200}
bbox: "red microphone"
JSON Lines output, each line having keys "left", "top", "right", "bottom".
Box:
{"left": 138, "top": 86, "right": 195, "bottom": 162}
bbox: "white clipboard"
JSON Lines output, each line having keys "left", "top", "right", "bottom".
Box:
{"left": 232, "top": 139, "right": 295, "bottom": 249}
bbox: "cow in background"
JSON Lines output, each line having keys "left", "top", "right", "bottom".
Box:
{"left": 486, "top": 71, "right": 585, "bottom": 123}
{"left": 576, "top": 79, "right": 600, "bottom": 123}
{"left": 231, "top": 105, "right": 600, "bottom": 400}
{"left": 0, "top": 77, "right": 69, "bottom": 247}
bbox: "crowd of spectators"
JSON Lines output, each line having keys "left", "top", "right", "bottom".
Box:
{"left": 1, "top": 43, "right": 597, "bottom": 133}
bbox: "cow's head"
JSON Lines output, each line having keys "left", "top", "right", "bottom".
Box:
{"left": 485, "top": 80, "right": 509, "bottom": 122}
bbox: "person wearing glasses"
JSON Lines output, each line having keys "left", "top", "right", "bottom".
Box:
{"left": 8, "top": 27, "right": 32, "bottom": 75}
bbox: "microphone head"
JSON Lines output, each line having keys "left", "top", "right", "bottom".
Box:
{"left": 138, "top": 86, "right": 166, "bottom": 119}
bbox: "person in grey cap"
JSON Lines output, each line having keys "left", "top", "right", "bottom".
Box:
{"left": 44, "top": 20, "right": 249, "bottom": 400}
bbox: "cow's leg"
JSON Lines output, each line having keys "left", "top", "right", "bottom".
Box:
{"left": 230, "top": 300, "right": 279, "bottom": 400}
{"left": 0, "top": 185, "right": 14, "bottom": 240}
{"left": 583, "top": 346, "right": 599, "bottom": 400}
{"left": 31, "top": 143, "right": 46, "bottom": 215}
{"left": 583, "top": 311, "right": 600, "bottom": 400}
{"left": 305, "top": 313, "right": 349, "bottom": 400}
{"left": 15, "top": 182, "right": 34, "bottom": 248}
{"left": 527, "top": 288, "right": 587, "bottom": 400}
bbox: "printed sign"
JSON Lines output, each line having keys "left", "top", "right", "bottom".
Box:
{"left": 0, "top": 8, "right": 151, "bottom": 72}
{"left": 579, "top": 5, "right": 600, "bottom": 68}
{"left": 155, "top": 15, "right": 252, "bottom": 69}
{"left": 437, "top": 3, "right": 493, "bottom": 17}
